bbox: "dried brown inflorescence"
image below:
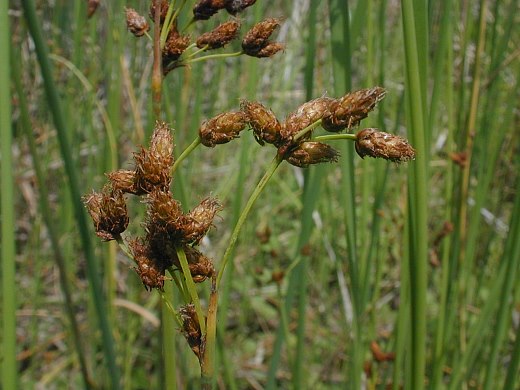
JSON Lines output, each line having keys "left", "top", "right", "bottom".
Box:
{"left": 285, "top": 142, "right": 340, "bottom": 168}
{"left": 83, "top": 186, "right": 129, "bottom": 241}
{"left": 130, "top": 239, "right": 166, "bottom": 291}
{"left": 242, "top": 18, "right": 283, "bottom": 58}
{"left": 199, "top": 111, "right": 248, "bottom": 147}
{"left": 196, "top": 20, "right": 241, "bottom": 50}
{"left": 225, "top": 0, "right": 257, "bottom": 14}
{"left": 355, "top": 128, "right": 416, "bottom": 163}
{"left": 134, "top": 121, "right": 174, "bottom": 194}
{"left": 125, "top": 8, "right": 150, "bottom": 37}
{"left": 241, "top": 100, "right": 282, "bottom": 146}
{"left": 281, "top": 97, "right": 336, "bottom": 142}
{"left": 322, "top": 87, "right": 386, "bottom": 132}
{"left": 163, "top": 22, "right": 191, "bottom": 64}
{"left": 193, "top": 0, "right": 227, "bottom": 20}
{"left": 149, "top": 0, "right": 170, "bottom": 23}
{"left": 180, "top": 304, "right": 203, "bottom": 359}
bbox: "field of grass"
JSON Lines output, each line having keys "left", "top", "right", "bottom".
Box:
{"left": 2, "top": 0, "right": 520, "bottom": 389}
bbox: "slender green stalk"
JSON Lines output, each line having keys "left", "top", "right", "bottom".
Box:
{"left": 1, "top": 1, "right": 17, "bottom": 388}
{"left": 171, "top": 136, "right": 201, "bottom": 175}
{"left": 184, "top": 51, "right": 243, "bottom": 64}
{"left": 401, "top": 1, "right": 429, "bottom": 389}
{"left": 216, "top": 156, "right": 283, "bottom": 286}
{"left": 161, "top": 283, "right": 177, "bottom": 390}
{"left": 176, "top": 246, "right": 206, "bottom": 334}
{"left": 21, "top": 1, "right": 121, "bottom": 387}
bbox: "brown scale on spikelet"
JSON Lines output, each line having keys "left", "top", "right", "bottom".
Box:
{"left": 281, "top": 97, "right": 335, "bottom": 143}
{"left": 242, "top": 18, "right": 282, "bottom": 56}
{"left": 106, "top": 170, "right": 137, "bottom": 195}
{"left": 171, "top": 246, "right": 215, "bottom": 283}
{"left": 130, "top": 239, "right": 166, "bottom": 290}
{"left": 285, "top": 142, "right": 340, "bottom": 168}
{"left": 196, "top": 20, "right": 241, "bottom": 50}
{"left": 179, "top": 304, "right": 203, "bottom": 360}
{"left": 163, "top": 22, "right": 190, "bottom": 64}
{"left": 322, "top": 87, "right": 386, "bottom": 132}
{"left": 193, "top": 0, "right": 227, "bottom": 20}
{"left": 149, "top": 0, "right": 169, "bottom": 23}
{"left": 87, "top": 0, "right": 100, "bottom": 18}
{"left": 125, "top": 8, "right": 150, "bottom": 37}
{"left": 134, "top": 121, "right": 174, "bottom": 194}
{"left": 355, "top": 128, "right": 416, "bottom": 163}
{"left": 83, "top": 186, "right": 129, "bottom": 241}
{"left": 241, "top": 100, "right": 282, "bottom": 146}
{"left": 144, "top": 189, "right": 184, "bottom": 240}
{"left": 225, "top": 0, "right": 257, "bottom": 15}
{"left": 199, "top": 111, "right": 248, "bottom": 147}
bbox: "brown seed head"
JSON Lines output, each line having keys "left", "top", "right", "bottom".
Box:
{"left": 225, "top": 0, "right": 257, "bottom": 15}
{"left": 241, "top": 100, "right": 282, "bottom": 146}
{"left": 199, "top": 111, "right": 247, "bottom": 147}
{"left": 149, "top": 0, "right": 169, "bottom": 23}
{"left": 83, "top": 187, "right": 129, "bottom": 241}
{"left": 87, "top": 0, "right": 100, "bottom": 18}
{"left": 196, "top": 20, "right": 241, "bottom": 50}
{"left": 163, "top": 22, "right": 190, "bottom": 63}
{"left": 281, "top": 97, "right": 335, "bottom": 142}
{"left": 285, "top": 142, "right": 340, "bottom": 168}
{"left": 242, "top": 18, "right": 281, "bottom": 55}
{"left": 125, "top": 8, "right": 150, "bottom": 37}
{"left": 184, "top": 246, "right": 215, "bottom": 283}
{"left": 130, "top": 239, "right": 166, "bottom": 290}
{"left": 248, "top": 42, "right": 284, "bottom": 58}
{"left": 145, "top": 189, "right": 183, "bottom": 232}
{"left": 106, "top": 170, "right": 137, "bottom": 194}
{"left": 355, "top": 128, "right": 416, "bottom": 163}
{"left": 181, "top": 197, "right": 223, "bottom": 244}
{"left": 193, "top": 0, "right": 227, "bottom": 20}
{"left": 134, "top": 122, "right": 174, "bottom": 194}
{"left": 179, "top": 304, "right": 203, "bottom": 359}
{"left": 322, "top": 87, "right": 386, "bottom": 132}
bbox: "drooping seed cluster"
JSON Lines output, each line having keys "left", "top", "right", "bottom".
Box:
{"left": 124, "top": 1, "right": 283, "bottom": 76}
{"left": 84, "top": 122, "right": 221, "bottom": 291}
{"left": 197, "top": 87, "right": 416, "bottom": 167}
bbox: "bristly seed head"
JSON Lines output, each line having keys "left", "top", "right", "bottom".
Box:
{"left": 130, "top": 239, "right": 166, "bottom": 290}
{"left": 240, "top": 100, "right": 282, "bottom": 146}
{"left": 149, "top": 0, "right": 170, "bottom": 23}
{"left": 179, "top": 304, "right": 203, "bottom": 359}
{"left": 322, "top": 87, "right": 386, "bottom": 132}
{"left": 196, "top": 20, "right": 241, "bottom": 50}
{"left": 355, "top": 128, "right": 416, "bottom": 163}
{"left": 163, "top": 22, "right": 190, "bottom": 64}
{"left": 242, "top": 18, "right": 282, "bottom": 57}
{"left": 285, "top": 142, "right": 340, "bottom": 168}
{"left": 125, "top": 8, "right": 150, "bottom": 37}
{"left": 199, "top": 111, "right": 247, "bottom": 147}
{"left": 225, "top": 0, "right": 257, "bottom": 15}
{"left": 106, "top": 170, "right": 138, "bottom": 194}
{"left": 193, "top": 0, "right": 227, "bottom": 20}
{"left": 83, "top": 186, "right": 129, "bottom": 241}
{"left": 281, "top": 97, "right": 335, "bottom": 142}
{"left": 133, "top": 121, "right": 174, "bottom": 194}
{"left": 182, "top": 197, "right": 223, "bottom": 244}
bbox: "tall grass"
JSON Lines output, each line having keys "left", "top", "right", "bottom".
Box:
{"left": 3, "top": 1, "right": 520, "bottom": 389}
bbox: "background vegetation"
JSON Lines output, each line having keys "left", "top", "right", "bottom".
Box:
{"left": 1, "top": 0, "right": 520, "bottom": 388}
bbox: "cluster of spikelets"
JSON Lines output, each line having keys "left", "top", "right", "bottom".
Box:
{"left": 83, "top": 122, "right": 221, "bottom": 291}
{"left": 198, "top": 87, "right": 416, "bottom": 166}
{"left": 125, "top": 0, "right": 283, "bottom": 75}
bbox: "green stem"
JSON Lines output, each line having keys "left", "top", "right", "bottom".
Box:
{"left": 313, "top": 133, "right": 357, "bottom": 142}
{"left": 172, "top": 137, "right": 201, "bottom": 175}
{"left": 185, "top": 51, "right": 243, "bottom": 65}
{"left": 176, "top": 246, "right": 206, "bottom": 334}
{"left": 216, "top": 155, "right": 283, "bottom": 286}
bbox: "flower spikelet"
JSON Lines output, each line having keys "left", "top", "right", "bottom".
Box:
{"left": 193, "top": 0, "right": 227, "bottom": 20}
{"left": 241, "top": 100, "right": 282, "bottom": 146}
{"left": 149, "top": 0, "right": 169, "bottom": 23}
{"left": 145, "top": 189, "right": 184, "bottom": 240}
{"left": 130, "top": 239, "right": 166, "bottom": 291}
{"left": 196, "top": 20, "right": 241, "bottom": 50}
{"left": 106, "top": 170, "right": 137, "bottom": 194}
{"left": 134, "top": 121, "right": 174, "bottom": 194}
{"left": 322, "top": 87, "right": 386, "bottom": 132}
{"left": 125, "top": 8, "right": 150, "bottom": 37}
{"left": 180, "top": 304, "right": 203, "bottom": 359}
{"left": 355, "top": 128, "right": 416, "bottom": 163}
{"left": 251, "top": 42, "right": 284, "bottom": 58}
{"left": 83, "top": 186, "right": 129, "bottom": 241}
{"left": 199, "top": 111, "right": 247, "bottom": 147}
{"left": 175, "top": 246, "right": 215, "bottom": 283}
{"left": 163, "top": 22, "right": 190, "bottom": 63}
{"left": 242, "top": 18, "right": 282, "bottom": 56}
{"left": 225, "top": 0, "right": 257, "bottom": 15}
{"left": 285, "top": 142, "right": 340, "bottom": 168}
{"left": 181, "top": 197, "right": 223, "bottom": 244}
{"left": 281, "top": 97, "right": 335, "bottom": 142}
